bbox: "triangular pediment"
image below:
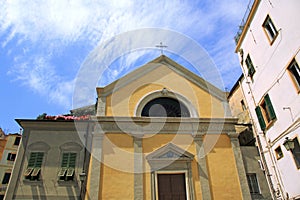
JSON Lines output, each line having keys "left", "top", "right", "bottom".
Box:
{"left": 146, "top": 143, "right": 194, "bottom": 161}
{"left": 98, "top": 55, "right": 226, "bottom": 101}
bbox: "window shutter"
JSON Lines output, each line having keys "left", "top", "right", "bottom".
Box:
{"left": 35, "top": 152, "right": 44, "bottom": 167}
{"left": 264, "top": 94, "right": 276, "bottom": 120}
{"left": 68, "top": 153, "right": 76, "bottom": 168}
{"left": 31, "top": 168, "right": 41, "bottom": 177}
{"left": 28, "top": 153, "right": 37, "bottom": 167}
{"left": 255, "top": 106, "right": 266, "bottom": 130}
{"left": 61, "top": 153, "right": 76, "bottom": 168}
{"left": 58, "top": 168, "right": 68, "bottom": 177}
{"left": 249, "top": 65, "right": 255, "bottom": 77}
{"left": 61, "top": 153, "right": 69, "bottom": 167}
{"left": 66, "top": 168, "right": 75, "bottom": 177}
{"left": 28, "top": 152, "right": 44, "bottom": 168}
{"left": 246, "top": 55, "right": 256, "bottom": 77}
{"left": 24, "top": 168, "right": 34, "bottom": 176}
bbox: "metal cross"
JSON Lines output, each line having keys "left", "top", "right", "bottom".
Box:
{"left": 155, "top": 42, "right": 168, "bottom": 55}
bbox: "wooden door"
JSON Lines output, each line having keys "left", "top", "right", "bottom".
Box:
{"left": 157, "top": 173, "right": 187, "bottom": 200}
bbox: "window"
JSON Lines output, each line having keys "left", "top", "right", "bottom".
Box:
{"left": 263, "top": 15, "right": 278, "bottom": 43}
{"left": 247, "top": 173, "right": 260, "bottom": 194}
{"left": 2, "top": 172, "right": 11, "bottom": 184}
{"left": 275, "top": 146, "right": 283, "bottom": 160}
{"left": 245, "top": 54, "right": 256, "bottom": 78}
{"left": 291, "top": 138, "right": 300, "bottom": 168}
{"left": 288, "top": 59, "right": 300, "bottom": 92}
{"left": 14, "top": 137, "right": 21, "bottom": 146}
{"left": 255, "top": 94, "right": 276, "bottom": 130}
{"left": 24, "top": 152, "right": 44, "bottom": 181}
{"left": 7, "top": 153, "right": 16, "bottom": 161}
{"left": 241, "top": 100, "right": 246, "bottom": 111}
{"left": 58, "top": 153, "right": 76, "bottom": 181}
{"left": 141, "top": 97, "right": 190, "bottom": 117}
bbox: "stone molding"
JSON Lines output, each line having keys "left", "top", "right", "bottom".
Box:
{"left": 92, "top": 116, "right": 237, "bottom": 135}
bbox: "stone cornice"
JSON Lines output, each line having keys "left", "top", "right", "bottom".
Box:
{"left": 92, "top": 116, "right": 238, "bottom": 134}
{"left": 15, "top": 119, "right": 92, "bottom": 131}
{"left": 16, "top": 117, "right": 239, "bottom": 135}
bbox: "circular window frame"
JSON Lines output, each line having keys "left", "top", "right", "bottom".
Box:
{"left": 134, "top": 90, "right": 199, "bottom": 118}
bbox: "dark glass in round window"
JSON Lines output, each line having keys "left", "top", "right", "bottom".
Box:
{"left": 141, "top": 97, "right": 190, "bottom": 117}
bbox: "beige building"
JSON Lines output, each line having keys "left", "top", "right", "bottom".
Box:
{"left": 0, "top": 132, "right": 21, "bottom": 200}
{"left": 228, "top": 75, "right": 272, "bottom": 200}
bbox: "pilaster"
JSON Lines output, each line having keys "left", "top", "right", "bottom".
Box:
{"left": 228, "top": 132, "right": 251, "bottom": 200}
{"left": 85, "top": 126, "right": 104, "bottom": 200}
{"left": 133, "top": 136, "right": 144, "bottom": 200}
{"left": 194, "top": 134, "right": 212, "bottom": 200}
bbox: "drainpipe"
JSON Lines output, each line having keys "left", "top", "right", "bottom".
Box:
{"left": 80, "top": 121, "right": 91, "bottom": 200}
{"left": 238, "top": 79, "right": 278, "bottom": 199}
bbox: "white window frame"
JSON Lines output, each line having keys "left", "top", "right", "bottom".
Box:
{"left": 262, "top": 15, "right": 278, "bottom": 44}
{"left": 287, "top": 59, "right": 300, "bottom": 93}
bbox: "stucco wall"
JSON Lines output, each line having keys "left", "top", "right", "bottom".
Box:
{"left": 237, "top": 0, "right": 300, "bottom": 198}
{"left": 6, "top": 124, "right": 87, "bottom": 200}
{"left": 105, "top": 64, "right": 226, "bottom": 118}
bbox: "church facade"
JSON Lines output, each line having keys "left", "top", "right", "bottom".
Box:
{"left": 6, "top": 56, "right": 252, "bottom": 199}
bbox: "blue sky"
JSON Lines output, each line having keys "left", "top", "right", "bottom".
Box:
{"left": 0, "top": 0, "right": 249, "bottom": 133}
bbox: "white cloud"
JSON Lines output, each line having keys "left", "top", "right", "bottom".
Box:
{"left": 1, "top": 0, "right": 249, "bottom": 110}
{"left": 8, "top": 56, "right": 74, "bottom": 108}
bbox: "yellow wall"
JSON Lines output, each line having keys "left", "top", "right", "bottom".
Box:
{"left": 100, "top": 133, "right": 134, "bottom": 199}
{"left": 205, "top": 134, "right": 242, "bottom": 200}
{"left": 105, "top": 65, "right": 225, "bottom": 118}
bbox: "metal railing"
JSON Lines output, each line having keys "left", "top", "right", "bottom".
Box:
{"left": 234, "top": 0, "right": 255, "bottom": 44}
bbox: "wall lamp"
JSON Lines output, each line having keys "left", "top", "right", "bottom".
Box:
{"left": 283, "top": 137, "right": 295, "bottom": 151}
{"left": 79, "top": 171, "right": 87, "bottom": 182}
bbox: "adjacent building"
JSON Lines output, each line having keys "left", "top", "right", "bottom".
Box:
{"left": 228, "top": 75, "right": 272, "bottom": 200}
{"left": 234, "top": 0, "right": 300, "bottom": 199}
{"left": 6, "top": 55, "right": 256, "bottom": 199}
{"left": 0, "top": 131, "right": 21, "bottom": 200}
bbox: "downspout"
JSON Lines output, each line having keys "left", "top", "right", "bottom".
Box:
{"left": 238, "top": 78, "right": 278, "bottom": 199}
{"left": 80, "top": 121, "right": 91, "bottom": 200}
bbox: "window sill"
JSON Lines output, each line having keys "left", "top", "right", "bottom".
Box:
{"left": 23, "top": 179, "right": 43, "bottom": 185}
{"left": 276, "top": 156, "right": 283, "bottom": 160}
{"left": 57, "top": 180, "right": 78, "bottom": 186}
{"left": 269, "top": 33, "right": 279, "bottom": 46}
{"left": 264, "top": 119, "right": 276, "bottom": 131}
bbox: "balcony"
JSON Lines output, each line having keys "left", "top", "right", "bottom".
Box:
{"left": 234, "top": 0, "right": 255, "bottom": 44}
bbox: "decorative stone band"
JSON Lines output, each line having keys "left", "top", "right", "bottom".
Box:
{"left": 91, "top": 116, "right": 238, "bottom": 135}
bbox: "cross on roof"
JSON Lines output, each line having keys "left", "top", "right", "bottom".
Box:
{"left": 155, "top": 42, "right": 168, "bottom": 55}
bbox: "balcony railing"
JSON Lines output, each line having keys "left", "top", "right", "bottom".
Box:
{"left": 234, "top": 0, "right": 255, "bottom": 44}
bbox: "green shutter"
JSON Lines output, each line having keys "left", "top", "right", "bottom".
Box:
{"left": 61, "top": 153, "right": 69, "bottom": 167}
{"left": 255, "top": 106, "right": 266, "bottom": 130}
{"left": 249, "top": 65, "right": 255, "bottom": 77}
{"left": 264, "top": 94, "right": 276, "bottom": 120}
{"left": 35, "top": 153, "right": 44, "bottom": 167}
{"left": 28, "top": 153, "right": 37, "bottom": 167}
{"left": 68, "top": 153, "right": 76, "bottom": 168}
{"left": 61, "top": 153, "right": 76, "bottom": 168}
{"left": 246, "top": 55, "right": 256, "bottom": 77}
{"left": 28, "top": 152, "right": 44, "bottom": 168}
